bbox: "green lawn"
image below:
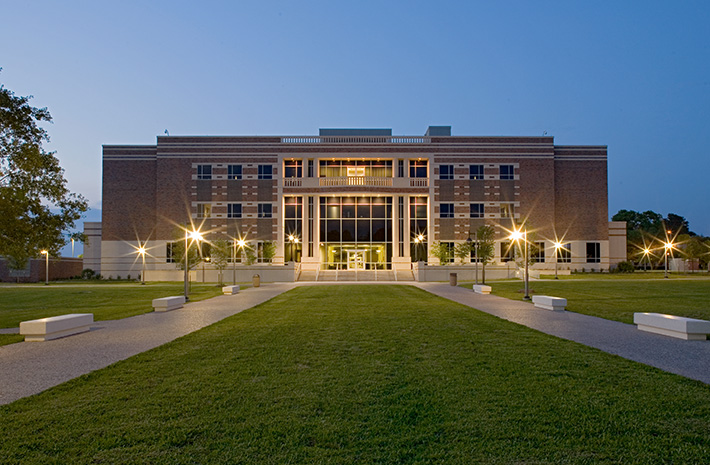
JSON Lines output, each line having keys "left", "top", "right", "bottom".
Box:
{"left": 479, "top": 275, "right": 710, "bottom": 324}
{"left": 1, "top": 285, "right": 708, "bottom": 464}
{"left": 0, "top": 282, "right": 224, "bottom": 346}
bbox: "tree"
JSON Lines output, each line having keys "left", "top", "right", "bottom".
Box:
{"left": 170, "top": 229, "right": 203, "bottom": 271}
{"left": 1, "top": 74, "right": 88, "bottom": 268}
{"left": 682, "top": 235, "right": 705, "bottom": 272}
{"left": 430, "top": 242, "right": 453, "bottom": 265}
{"left": 476, "top": 225, "right": 496, "bottom": 283}
{"left": 664, "top": 213, "right": 690, "bottom": 236}
{"left": 210, "top": 238, "right": 230, "bottom": 285}
{"left": 454, "top": 241, "right": 473, "bottom": 264}
{"left": 261, "top": 240, "right": 276, "bottom": 263}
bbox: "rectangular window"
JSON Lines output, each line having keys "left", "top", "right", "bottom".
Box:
{"left": 500, "top": 165, "right": 514, "bottom": 180}
{"left": 557, "top": 244, "right": 571, "bottom": 263}
{"left": 398, "top": 159, "right": 405, "bottom": 177}
{"left": 258, "top": 203, "right": 272, "bottom": 218}
{"left": 440, "top": 203, "right": 454, "bottom": 218}
{"left": 409, "top": 160, "right": 428, "bottom": 178}
{"left": 307, "top": 159, "right": 314, "bottom": 177}
{"left": 227, "top": 203, "right": 242, "bottom": 219}
{"left": 166, "top": 242, "right": 175, "bottom": 263}
{"left": 197, "top": 203, "right": 211, "bottom": 218}
{"left": 439, "top": 164, "right": 454, "bottom": 180}
{"left": 227, "top": 165, "right": 242, "bottom": 180}
{"left": 258, "top": 165, "right": 273, "bottom": 180}
{"left": 469, "top": 164, "right": 484, "bottom": 180}
{"left": 501, "top": 241, "right": 515, "bottom": 262}
{"left": 197, "top": 165, "right": 212, "bottom": 180}
{"left": 284, "top": 160, "right": 302, "bottom": 178}
{"left": 586, "top": 242, "right": 601, "bottom": 263}
{"left": 442, "top": 242, "right": 455, "bottom": 263}
{"left": 532, "top": 241, "right": 545, "bottom": 263}
{"left": 500, "top": 203, "right": 514, "bottom": 218}
{"left": 470, "top": 203, "right": 484, "bottom": 218}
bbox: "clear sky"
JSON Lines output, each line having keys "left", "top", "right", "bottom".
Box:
{"left": 2, "top": 0, "right": 709, "bottom": 255}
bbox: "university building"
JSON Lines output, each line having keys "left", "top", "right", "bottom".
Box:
{"left": 90, "top": 126, "right": 625, "bottom": 281}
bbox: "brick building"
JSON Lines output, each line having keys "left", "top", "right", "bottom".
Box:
{"left": 91, "top": 126, "right": 624, "bottom": 281}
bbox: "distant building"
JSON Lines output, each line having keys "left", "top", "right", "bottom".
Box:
{"left": 89, "top": 126, "right": 623, "bottom": 281}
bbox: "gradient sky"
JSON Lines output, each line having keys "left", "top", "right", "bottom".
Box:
{"left": 2, "top": 1, "right": 709, "bottom": 256}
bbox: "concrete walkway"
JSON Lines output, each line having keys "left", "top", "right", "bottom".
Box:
{"left": 416, "top": 283, "right": 710, "bottom": 385}
{"left": 0, "top": 284, "right": 295, "bottom": 405}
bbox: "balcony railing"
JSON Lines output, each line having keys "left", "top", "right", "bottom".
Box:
{"left": 319, "top": 176, "right": 393, "bottom": 187}
{"left": 410, "top": 178, "right": 428, "bottom": 187}
{"left": 283, "top": 178, "right": 302, "bottom": 187}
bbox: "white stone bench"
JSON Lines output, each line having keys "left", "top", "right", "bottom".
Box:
{"left": 20, "top": 313, "right": 94, "bottom": 342}
{"left": 222, "top": 285, "right": 240, "bottom": 295}
{"left": 473, "top": 284, "right": 492, "bottom": 295}
{"left": 634, "top": 313, "right": 710, "bottom": 341}
{"left": 152, "top": 296, "right": 185, "bottom": 312}
{"left": 532, "top": 295, "right": 567, "bottom": 311}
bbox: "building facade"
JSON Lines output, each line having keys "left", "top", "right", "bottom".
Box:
{"left": 93, "top": 126, "right": 622, "bottom": 281}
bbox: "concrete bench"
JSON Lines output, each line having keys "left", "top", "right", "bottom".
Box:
{"left": 634, "top": 313, "right": 710, "bottom": 341}
{"left": 532, "top": 295, "right": 567, "bottom": 311}
{"left": 20, "top": 313, "right": 94, "bottom": 342}
{"left": 152, "top": 296, "right": 185, "bottom": 312}
{"left": 473, "top": 284, "right": 492, "bottom": 295}
{"left": 222, "top": 285, "right": 240, "bottom": 295}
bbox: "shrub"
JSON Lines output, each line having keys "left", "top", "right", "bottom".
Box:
{"left": 614, "top": 261, "right": 635, "bottom": 273}
{"left": 81, "top": 268, "right": 96, "bottom": 280}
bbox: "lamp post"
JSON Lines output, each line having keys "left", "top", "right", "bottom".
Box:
{"left": 510, "top": 228, "right": 530, "bottom": 299}
{"left": 642, "top": 248, "right": 651, "bottom": 272}
{"left": 287, "top": 234, "right": 299, "bottom": 263}
{"left": 138, "top": 245, "right": 146, "bottom": 284}
{"left": 184, "top": 228, "right": 203, "bottom": 300}
{"left": 40, "top": 250, "right": 49, "bottom": 285}
{"left": 554, "top": 241, "right": 562, "bottom": 279}
{"left": 232, "top": 239, "right": 237, "bottom": 285}
{"left": 664, "top": 241, "right": 673, "bottom": 278}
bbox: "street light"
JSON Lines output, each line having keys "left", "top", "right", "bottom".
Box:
{"left": 184, "top": 228, "right": 203, "bottom": 300}
{"left": 138, "top": 245, "right": 146, "bottom": 284}
{"left": 40, "top": 250, "right": 49, "bottom": 285}
{"left": 509, "top": 228, "right": 530, "bottom": 299}
{"left": 553, "top": 241, "right": 563, "bottom": 279}
{"left": 642, "top": 247, "right": 651, "bottom": 272}
{"left": 664, "top": 240, "right": 674, "bottom": 279}
{"left": 287, "top": 234, "right": 299, "bottom": 263}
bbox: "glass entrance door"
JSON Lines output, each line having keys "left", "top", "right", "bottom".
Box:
{"left": 347, "top": 250, "right": 365, "bottom": 270}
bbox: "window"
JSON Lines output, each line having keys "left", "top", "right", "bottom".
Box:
{"left": 227, "top": 203, "right": 242, "bottom": 219}
{"left": 258, "top": 165, "right": 273, "bottom": 180}
{"left": 166, "top": 242, "right": 176, "bottom": 263}
{"left": 501, "top": 241, "right": 515, "bottom": 262}
{"left": 500, "top": 165, "right": 514, "bottom": 180}
{"left": 258, "top": 203, "right": 272, "bottom": 218}
{"left": 227, "top": 165, "right": 242, "bottom": 180}
{"left": 307, "top": 159, "right": 314, "bottom": 177}
{"left": 197, "top": 165, "right": 212, "bottom": 180}
{"left": 409, "top": 160, "right": 427, "bottom": 178}
{"left": 557, "top": 244, "right": 571, "bottom": 263}
{"left": 398, "top": 159, "right": 405, "bottom": 177}
{"left": 441, "top": 242, "right": 455, "bottom": 263}
{"left": 500, "top": 203, "right": 514, "bottom": 218}
{"left": 284, "top": 160, "right": 302, "bottom": 178}
{"left": 440, "top": 203, "right": 454, "bottom": 218}
{"left": 470, "top": 203, "right": 484, "bottom": 218}
{"left": 197, "top": 203, "right": 211, "bottom": 218}
{"left": 469, "top": 164, "right": 484, "bottom": 180}
{"left": 586, "top": 242, "right": 601, "bottom": 263}
{"left": 440, "top": 164, "right": 454, "bottom": 180}
{"left": 532, "top": 241, "right": 545, "bottom": 263}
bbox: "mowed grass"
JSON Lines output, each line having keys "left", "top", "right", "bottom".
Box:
{"left": 484, "top": 276, "right": 710, "bottom": 324}
{"left": 0, "top": 283, "right": 224, "bottom": 346}
{"left": 1, "top": 285, "right": 708, "bottom": 464}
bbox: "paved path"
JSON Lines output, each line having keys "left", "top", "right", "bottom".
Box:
{"left": 416, "top": 283, "right": 710, "bottom": 385}
{"left": 0, "top": 284, "right": 295, "bottom": 405}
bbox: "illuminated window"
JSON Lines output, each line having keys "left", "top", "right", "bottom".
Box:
{"left": 227, "top": 165, "right": 242, "bottom": 180}
{"left": 469, "top": 164, "right": 484, "bottom": 180}
{"left": 197, "top": 203, "right": 211, "bottom": 218}
{"left": 500, "top": 203, "right": 514, "bottom": 218}
{"left": 409, "top": 160, "right": 428, "bottom": 178}
{"left": 284, "top": 160, "right": 302, "bottom": 178}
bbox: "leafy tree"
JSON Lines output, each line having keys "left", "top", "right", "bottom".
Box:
{"left": 664, "top": 213, "right": 690, "bottom": 236}
{"left": 261, "top": 240, "right": 276, "bottom": 263}
{"left": 170, "top": 229, "right": 203, "bottom": 271}
{"left": 454, "top": 241, "right": 473, "bottom": 264}
{"left": 430, "top": 242, "right": 453, "bottom": 265}
{"left": 210, "top": 238, "right": 231, "bottom": 284}
{"left": 1, "top": 74, "right": 88, "bottom": 267}
{"left": 681, "top": 235, "right": 705, "bottom": 272}
{"left": 476, "top": 225, "right": 496, "bottom": 283}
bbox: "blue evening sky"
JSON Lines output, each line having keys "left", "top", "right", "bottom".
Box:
{"left": 2, "top": 1, "right": 709, "bottom": 256}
